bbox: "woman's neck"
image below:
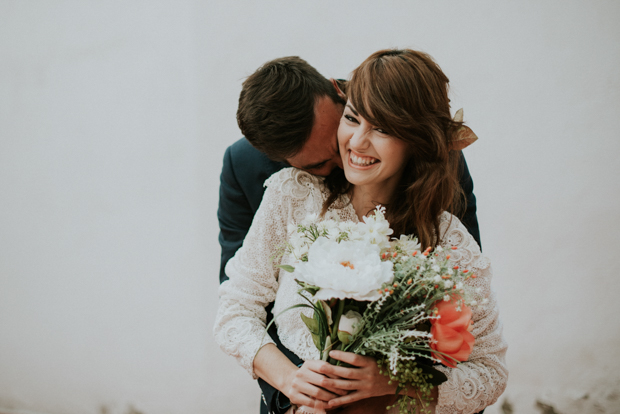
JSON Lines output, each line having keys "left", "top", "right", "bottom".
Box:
{"left": 350, "top": 182, "right": 396, "bottom": 221}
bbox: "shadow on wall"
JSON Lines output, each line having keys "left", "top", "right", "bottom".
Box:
{"left": 499, "top": 388, "right": 620, "bottom": 414}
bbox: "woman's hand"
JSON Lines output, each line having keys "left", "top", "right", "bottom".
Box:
{"left": 283, "top": 360, "right": 349, "bottom": 409}
{"left": 253, "top": 344, "right": 348, "bottom": 409}
{"left": 318, "top": 350, "right": 397, "bottom": 409}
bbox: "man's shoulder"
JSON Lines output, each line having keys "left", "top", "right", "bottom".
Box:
{"left": 221, "top": 138, "right": 289, "bottom": 211}
{"left": 225, "top": 138, "right": 287, "bottom": 176}
{"left": 226, "top": 137, "right": 263, "bottom": 160}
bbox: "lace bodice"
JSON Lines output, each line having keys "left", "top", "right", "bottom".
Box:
{"left": 214, "top": 168, "right": 507, "bottom": 414}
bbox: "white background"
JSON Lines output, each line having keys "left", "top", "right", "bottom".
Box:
{"left": 1, "top": 1, "right": 619, "bottom": 413}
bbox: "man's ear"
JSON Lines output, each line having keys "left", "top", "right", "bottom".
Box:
{"left": 330, "top": 78, "right": 347, "bottom": 100}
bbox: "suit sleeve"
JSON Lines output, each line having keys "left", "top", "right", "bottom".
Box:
{"left": 458, "top": 153, "right": 481, "bottom": 250}
{"left": 218, "top": 146, "right": 255, "bottom": 284}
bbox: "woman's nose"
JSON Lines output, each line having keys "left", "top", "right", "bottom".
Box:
{"left": 349, "top": 129, "right": 370, "bottom": 151}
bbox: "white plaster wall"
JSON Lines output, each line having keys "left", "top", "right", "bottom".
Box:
{"left": 1, "top": 1, "right": 619, "bottom": 413}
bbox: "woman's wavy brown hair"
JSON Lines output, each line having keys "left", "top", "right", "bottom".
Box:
{"left": 324, "top": 49, "right": 465, "bottom": 248}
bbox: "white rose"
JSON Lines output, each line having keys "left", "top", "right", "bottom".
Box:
{"left": 338, "top": 310, "right": 363, "bottom": 335}
{"left": 337, "top": 310, "right": 363, "bottom": 345}
{"left": 294, "top": 237, "right": 394, "bottom": 301}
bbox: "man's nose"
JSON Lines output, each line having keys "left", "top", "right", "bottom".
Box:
{"left": 334, "top": 155, "right": 344, "bottom": 169}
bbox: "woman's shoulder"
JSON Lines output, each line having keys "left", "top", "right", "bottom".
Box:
{"left": 263, "top": 167, "right": 325, "bottom": 200}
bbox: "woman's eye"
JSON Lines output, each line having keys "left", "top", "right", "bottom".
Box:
{"left": 375, "top": 128, "right": 389, "bottom": 135}
{"left": 344, "top": 114, "right": 358, "bottom": 124}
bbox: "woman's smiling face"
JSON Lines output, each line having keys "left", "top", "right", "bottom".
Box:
{"left": 338, "top": 101, "right": 410, "bottom": 191}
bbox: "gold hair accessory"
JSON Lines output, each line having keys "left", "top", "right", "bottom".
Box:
{"left": 450, "top": 108, "right": 478, "bottom": 151}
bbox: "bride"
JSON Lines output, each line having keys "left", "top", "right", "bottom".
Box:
{"left": 214, "top": 49, "right": 507, "bottom": 414}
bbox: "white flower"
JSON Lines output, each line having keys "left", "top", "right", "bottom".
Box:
{"left": 358, "top": 212, "right": 393, "bottom": 250}
{"left": 447, "top": 268, "right": 454, "bottom": 275}
{"left": 301, "top": 213, "right": 319, "bottom": 226}
{"left": 436, "top": 246, "right": 444, "bottom": 252}
{"left": 338, "top": 310, "right": 363, "bottom": 336}
{"left": 289, "top": 232, "right": 310, "bottom": 259}
{"left": 294, "top": 237, "right": 394, "bottom": 301}
{"left": 456, "top": 282, "right": 464, "bottom": 290}
{"left": 433, "top": 275, "right": 442, "bottom": 283}
{"left": 432, "top": 265, "right": 440, "bottom": 272}
{"left": 392, "top": 235, "right": 421, "bottom": 256}
{"left": 443, "top": 295, "right": 450, "bottom": 301}
{"left": 319, "top": 219, "right": 340, "bottom": 240}
{"left": 444, "top": 280, "right": 453, "bottom": 289}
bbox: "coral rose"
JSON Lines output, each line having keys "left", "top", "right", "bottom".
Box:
{"left": 430, "top": 299, "right": 475, "bottom": 368}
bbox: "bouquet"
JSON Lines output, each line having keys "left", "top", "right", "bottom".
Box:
{"left": 274, "top": 207, "right": 483, "bottom": 414}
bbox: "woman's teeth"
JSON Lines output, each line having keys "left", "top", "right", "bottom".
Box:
{"left": 350, "top": 153, "right": 378, "bottom": 166}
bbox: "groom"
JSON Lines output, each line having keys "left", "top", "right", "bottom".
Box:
{"left": 218, "top": 56, "right": 481, "bottom": 414}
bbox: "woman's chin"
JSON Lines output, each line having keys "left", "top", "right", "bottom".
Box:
{"left": 344, "top": 169, "right": 374, "bottom": 187}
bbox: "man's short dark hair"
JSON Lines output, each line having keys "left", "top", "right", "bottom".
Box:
{"left": 237, "top": 56, "right": 345, "bottom": 162}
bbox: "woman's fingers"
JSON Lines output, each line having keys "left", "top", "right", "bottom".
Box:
{"left": 301, "top": 360, "right": 349, "bottom": 395}
{"left": 328, "top": 350, "right": 372, "bottom": 367}
{"left": 285, "top": 360, "right": 350, "bottom": 407}
{"left": 292, "top": 368, "right": 339, "bottom": 400}
{"left": 324, "top": 391, "right": 366, "bottom": 409}
{"left": 316, "top": 376, "right": 359, "bottom": 391}
{"left": 321, "top": 352, "right": 397, "bottom": 399}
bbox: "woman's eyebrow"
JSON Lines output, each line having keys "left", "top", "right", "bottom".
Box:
{"left": 346, "top": 104, "right": 359, "bottom": 116}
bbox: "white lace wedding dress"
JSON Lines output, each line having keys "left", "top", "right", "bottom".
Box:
{"left": 214, "top": 168, "right": 508, "bottom": 414}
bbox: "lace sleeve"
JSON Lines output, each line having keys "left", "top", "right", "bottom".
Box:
{"left": 213, "top": 170, "right": 293, "bottom": 379}
{"left": 213, "top": 168, "right": 324, "bottom": 379}
{"left": 434, "top": 213, "right": 508, "bottom": 414}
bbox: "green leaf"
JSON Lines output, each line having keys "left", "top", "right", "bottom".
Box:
{"left": 330, "top": 299, "right": 345, "bottom": 343}
{"left": 300, "top": 313, "right": 319, "bottom": 334}
{"left": 294, "top": 279, "right": 320, "bottom": 296}
{"left": 311, "top": 332, "right": 322, "bottom": 350}
{"left": 322, "top": 336, "right": 332, "bottom": 361}
{"left": 276, "top": 264, "right": 296, "bottom": 273}
{"left": 338, "top": 331, "right": 352, "bottom": 345}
